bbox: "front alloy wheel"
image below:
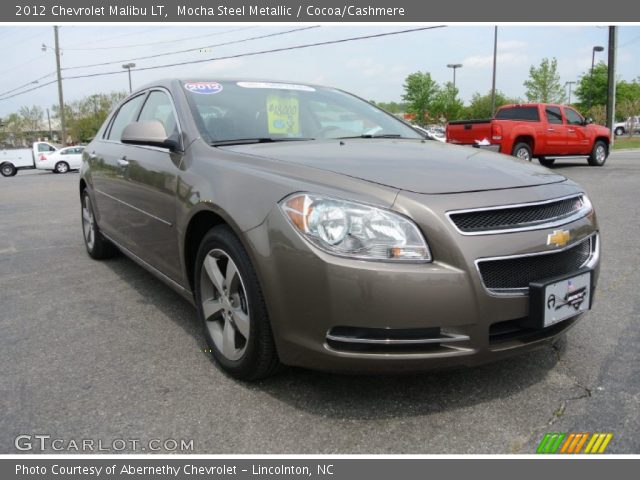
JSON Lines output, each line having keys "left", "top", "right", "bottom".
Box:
{"left": 200, "top": 249, "right": 251, "bottom": 361}
{"left": 195, "top": 226, "right": 279, "bottom": 380}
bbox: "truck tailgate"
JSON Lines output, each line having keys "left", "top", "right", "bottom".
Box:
{"left": 446, "top": 120, "right": 492, "bottom": 145}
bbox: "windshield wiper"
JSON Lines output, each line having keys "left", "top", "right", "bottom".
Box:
{"left": 337, "top": 134, "right": 412, "bottom": 139}
{"left": 210, "top": 137, "right": 315, "bottom": 146}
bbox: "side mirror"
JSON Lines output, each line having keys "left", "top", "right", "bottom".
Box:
{"left": 121, "top": 120, "right": 179, "bottom": 151}
{"left": 584, "top": 117, "right": 594, "bottom": 125}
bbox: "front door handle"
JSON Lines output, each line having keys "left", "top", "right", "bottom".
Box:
{"left": 568, "top": 129, "right": 575, "bottom": 133}
{"left": 547, "top": 128, "right": 555, "bottom": 132}
{"left": 117, "top": 157, "right": 129, "bottom": 167}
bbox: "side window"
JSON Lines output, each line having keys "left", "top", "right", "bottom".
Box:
{"left": 138, "top": 91, "right": 179, "bottom": 138}
{"left": 495, "top": 106, "right": 540, "bottom": 121}
{"left": 545, "top": 107, "right": 563, "bottom": 125}
{"left": 565, "top": 108, "right": 584, "bottom": 126}
{"left": 107, "top": 94, "right": 146, "bottom": 141}
{"left": 38, "top": 143, "right": 55, "bottom": 152}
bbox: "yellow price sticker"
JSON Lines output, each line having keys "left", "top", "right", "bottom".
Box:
{"left": 266, "top": 95, "right": 300, "bottom": 135}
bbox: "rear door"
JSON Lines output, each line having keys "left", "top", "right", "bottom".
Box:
{"left": 542, "top": 106, "right": 568, "bottom": 155}
{"left": 564, "top": 107, "right": 591, "bottom": 154}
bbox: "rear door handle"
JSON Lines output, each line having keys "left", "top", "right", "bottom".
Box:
{"left": 568, "top": 129, "right": 575, "bottom": 133}
{"left": 117, "top": 157, "right": 129, "bottom": 167}
{"left": 547, "top": 128, "right": 555, "bottom": 132}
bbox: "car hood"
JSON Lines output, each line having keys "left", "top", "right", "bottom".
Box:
{"left": 222, "top": 138, "right": 566, "bottom": 194}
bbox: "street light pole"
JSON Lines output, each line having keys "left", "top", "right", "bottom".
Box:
{"left": 565, "top": 81, "right": 576, "bottom": 104}
{"left": 122, "top": 63, "right": 136, "bottom": 93}
{"left": 446, "top": 63, "right": 463, "bottom": 89}
{"left": 588, "top": 45, "right": 604, "bottom": 110}
{"left": 490, "top": 26, "right": 498, "bottom": 116}
{"left": 53, "top": 26, "right": 66, "bottom": 146}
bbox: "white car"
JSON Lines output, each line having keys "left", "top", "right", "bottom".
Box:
{"left": 613, "top": 116, "right": 640, "bottom": 136}
{"left": 36, "top": 146, "right": 85, "bottom": 173}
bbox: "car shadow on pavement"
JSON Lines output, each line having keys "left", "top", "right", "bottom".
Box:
{"left": 102, "top": 249, "right": 566, "bottom": 421}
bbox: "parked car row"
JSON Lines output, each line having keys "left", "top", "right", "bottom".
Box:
{"left": 0, "top": 142, "right": 84, "bottom": 176}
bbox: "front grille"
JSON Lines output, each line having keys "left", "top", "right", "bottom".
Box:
{"left": 477, "top": 236, "right": 593, "bottom": 292}
{"left": 449, "top": 195, "right": 585, "bottom": 233}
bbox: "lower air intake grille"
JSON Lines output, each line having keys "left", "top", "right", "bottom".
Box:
{"left": 477, "top": 236, "right": 593, "bottom": 292}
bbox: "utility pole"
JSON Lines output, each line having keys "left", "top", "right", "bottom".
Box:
{"left": 490, "top": 26, "right": 498, "bottom": 116}
{"left": 53, "top": 26, "right": 66, "bottom": 146}
{"left": 606, "top": 26, "right": 617, "bottom": 145}
{"left": 46, "top": 108, "right": 52, "bottom": 140}
{"left": 565, "top": 81, "right": 576, "bottom": 104}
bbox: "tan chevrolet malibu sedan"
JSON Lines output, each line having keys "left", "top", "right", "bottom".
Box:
{"left": 79, "top": 79, "right": 600, "bottom": 380}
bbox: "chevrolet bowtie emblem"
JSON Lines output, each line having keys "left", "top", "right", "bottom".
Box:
{"left": 547, "top": 229, "right": 571, "bottom": 247}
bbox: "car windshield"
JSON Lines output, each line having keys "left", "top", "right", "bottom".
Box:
{"left": 183, "top": 81, "right": 422, "bottom": 144}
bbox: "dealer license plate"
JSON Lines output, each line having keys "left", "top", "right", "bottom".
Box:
{"left": 537, "top": 271, "right": 592, "bottom": 327}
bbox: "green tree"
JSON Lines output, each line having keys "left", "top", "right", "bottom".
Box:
{"left": 401, "top": 71, "right": 439, "bottom": 125}
{"left": 431, "top": 82, "right": 464, "bottom": 121}
{"left": 2, "top": 113, "right": 25, "bottom": 145}
{"left": 574, "top": 64, "right": 640, "bottom": 114}
{"left": 18, "top": 105, "right": 44, "bottom": 133}
{"left": 574, "top": 62, "right": 608, "bottom": 109}
{"left": 371, "top": 101, "right": 408, "bottom": 114}
{"left": 461, "top": 90, "right": 521, "bottom": 119}
{"left": 523, "top": 57, "right": 565, "bottom": 103}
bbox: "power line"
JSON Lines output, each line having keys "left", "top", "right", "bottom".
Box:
{"left": 0, "top": 72, "right": 57, "bottom": 98}
{"left": 65, "top": 26, "right": 446, "bottom": 79}
{"left": 62, "top": 26, "right": 255, "bottom": 51}
{"left": 63, "top": 26, "right": 162, "bottom": 49}
{"left": 0, "top": 79, "right": 58, "bottom": 101}
{"left": 62, "top": 26, "right": 320, "bottom": 71}
{"left": 0, "top": 26, "right": 446, "bottom": 102}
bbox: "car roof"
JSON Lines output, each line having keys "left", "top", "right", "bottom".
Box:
{"left": 133, "top": 78, "right": 327, "bottom": 94}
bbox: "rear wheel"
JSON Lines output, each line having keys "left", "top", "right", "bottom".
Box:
{"left": 538, "top": 157, "right": 556, "bottom": 167}
{"left": 55, "top": 161, "right": 69, "bottom": 174}
{"left": 194, "top": 226, "right": 279, "bottom": 380}
{"left": 1, "top": 163, "right": 16, "bottom": 177}
{"left": 614, "top": 127, "right": 625, "bottom": 136}
{"left": 81, "top": 191, "right": 117, "bottom": 259}
{"left": 512, "top": 142, "right": 532, "bottom": 161}
{"left": 588, "top": 140, "right": 608, "bottom": 167}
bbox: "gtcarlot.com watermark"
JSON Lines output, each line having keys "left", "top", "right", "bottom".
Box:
{"left": 15, "top": 434, "right": 194, "bottom": 452}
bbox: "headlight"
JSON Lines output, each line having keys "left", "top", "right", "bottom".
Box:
{"left": 280, "top": 193, "right": 431, "bottom": 262}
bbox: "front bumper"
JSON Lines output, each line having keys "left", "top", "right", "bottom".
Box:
{"left": 244, "top": 183, "right": 599, "bottom": 373}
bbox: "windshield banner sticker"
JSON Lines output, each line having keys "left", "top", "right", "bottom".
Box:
{"left": 238, "top": 81, "right": 315, "bottom": 92}
{"left": 184, "top": 82, "right": 223, "bottom": 94}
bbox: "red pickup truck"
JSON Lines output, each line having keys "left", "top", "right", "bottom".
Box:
{"left": 446, "top": 103, "right": 611, "bottom": 166}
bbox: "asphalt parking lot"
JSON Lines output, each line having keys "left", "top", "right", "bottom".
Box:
{"left": 1, "top": 151, "right": 638, "bottom": 454}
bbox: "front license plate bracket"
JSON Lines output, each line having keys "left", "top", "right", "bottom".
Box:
{"left": 524, "top": 269, "right": 593, "bottom": 330}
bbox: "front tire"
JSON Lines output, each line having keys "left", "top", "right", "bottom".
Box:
{"left": 614, "top": 127, "right": 625, "bottom": 136}
{"left": 538, "top": 157, "right": 556, "bottom": 167}
{"left": 81, "top": 191, "right": 117, "bottom": 259}
{"left": 1, "top": 163, "right": 16, "bottom": 177}
{"left": 55, "top": 161, "right": 70, "bottom": 174}
{"left": 194, "top": 226, "right": 279, "bottom": 380}
{"left": 512, "top": 142, "right": 532, "bottom": 162}
{"left": 588, "top": 140, "right": 608, "bottom": 167}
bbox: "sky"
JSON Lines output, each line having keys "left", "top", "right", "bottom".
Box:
{"left": 0, "top": 24, "right": 639, "bottom": 118}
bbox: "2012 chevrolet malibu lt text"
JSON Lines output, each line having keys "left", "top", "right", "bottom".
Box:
{"left": 79, "top": 79, "right": 600, "bottom": 380}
